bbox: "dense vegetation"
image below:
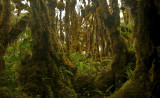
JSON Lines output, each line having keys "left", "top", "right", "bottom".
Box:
{"left": 0, "top": 0, "right": 160, "bottom": 97}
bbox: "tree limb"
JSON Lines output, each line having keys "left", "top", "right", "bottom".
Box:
{"left": 7, "top": 14, "right": 29, "bottom": 44}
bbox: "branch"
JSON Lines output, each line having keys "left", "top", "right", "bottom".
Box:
{"left": 7, "top": 14, "right": 29, "bottom": 43}
{"left": 96, "top": 0, "right": 112, "bottom": 28}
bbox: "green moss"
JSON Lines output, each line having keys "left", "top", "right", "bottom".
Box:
{"left": 94, "top": 68, "right": 114, "bottom": 93}
{"left": 109, "top": 74, "right": 151, "bottom": 98}
{"left": 17, "top": 0, "right": 77, "bottom": 97}
{"left": 0, "top": 86, "right": 28, "bottom": 98}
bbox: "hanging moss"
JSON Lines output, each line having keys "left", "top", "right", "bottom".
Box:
{"left": 57, "top": 1, "right": 65, "bottom": 11}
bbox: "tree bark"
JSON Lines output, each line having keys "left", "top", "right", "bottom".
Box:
{"left": 60, "top": 9, "right": 64, "bottom": 44}
{"left": 109, "top": 0, "right": 160, "bottom": 97}
{"left": 94, "top": 0, "right": 129, "bottom": 90}
{"left": 65, "top": 0, "right": 70, "bottom": 52}
{"left": 18, "top": 0, "right": 76, "bottom": 97}
{"left": 0, "top": 0, "right": 11, "bottom": 69}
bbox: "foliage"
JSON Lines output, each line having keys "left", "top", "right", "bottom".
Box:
{"left": 121, "top": 23, "right": 133, "bottom": 38}
{"left": 68, "top": 52, "right": 107, "bottom": 76}
{"left": 120, "top": 22, "right": 134, "bottom": 51}
{"left": 120, "top": 62, "right": 134, "bottom": 79}
{"left": 1, "top": 29, "right": 32, "bottom": 97}
{"left": 68, "top": 52, "right": 112, "bottom": 97}
{"left": 125, "top": 66, "right": 133, "bottom": 79}
{"left": 60, "top": 66, "right": 74, "bottom": 76}
{"left": 17, "top": 29, "right": 32, "bottom": 59}
{"left": 0, "top": 0, "right": 145, "bottom": 97}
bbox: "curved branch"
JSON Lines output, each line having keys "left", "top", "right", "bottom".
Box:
{"left": 8, "top": 14, "right": 29, "bottom": 44}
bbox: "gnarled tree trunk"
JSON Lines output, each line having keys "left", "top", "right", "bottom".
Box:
{"left": 18, "top": 0, "right": 76, "bottom": 97}
{"left": 0, "top": 0, "right": 11, "bottom": 70}
{"left": 109, "top": 0, "right": 160, "bottom": 97}
{"left": 94, "top": 0, "right": 130, "bottom": 91}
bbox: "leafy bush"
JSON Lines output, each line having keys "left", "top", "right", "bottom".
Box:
{"left": 68, "top": 52, "right": 107, "bottom": 76}
{"left": 68, "top": 52, "right": 112, "bottom": 97}
{"left": 1, "top": 29, "right": 32, "bottom": 97}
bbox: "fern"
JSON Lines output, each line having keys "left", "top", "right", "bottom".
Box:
{"left": 126, "top": 67, "right": 133, "bottom": 78}
{"left": 60, "top": 67, "right": 74, "bottom": 76}
{"left": 68, "top": 52, "right": 107, "bottom": 76}
{"left": 105, "top": 85, "right": 114, "bottom": 95}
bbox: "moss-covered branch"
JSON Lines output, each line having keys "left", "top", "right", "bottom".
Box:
{"left": 8, "top": 14, "right": 29, "bottom": 44}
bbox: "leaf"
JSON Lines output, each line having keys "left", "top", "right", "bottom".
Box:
{"left": 105, "top": 85, "right": 114, "bottom": 94}
{"left": 64, "top": 69, "right": 74, "bottom": 76}
{"left": 18, "top": 42, "right": 24, "bottom": 50}
{"left": 125, "top": 67, "right": 133, "bottom": 78}
{"left": 126, "top": 23, "right": 132, "bottom": 29}
{"left": 7, "top": 47, "right": 14, "bottom": 52}
{"left": 25, "top": 29, "right": 32, "bottom": 35}
{"left": 30, "top": 40, "right": 38, "bottom": 46}
{"left": 92, "top": 89, "right": 103, "bottom": 95}
{"left": 60, "top": 67, "right": 74, "bottom": 76}
{"left": 23, "top": 37, "right": 30, "bottom": 44}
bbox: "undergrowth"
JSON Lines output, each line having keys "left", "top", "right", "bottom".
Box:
{"left": 68, "top": 52, "right": 112, "bottom": 97}
{"left": 68, "top": 52, "right": 109, "bottom": 76}
{"left": 0, "top": 29, "right": 32, "bottom": 97}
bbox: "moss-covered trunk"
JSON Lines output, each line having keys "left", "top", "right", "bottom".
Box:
{"left": 59, "top": 9, "right": 64, "bottom": 44}
{"left": 48, "top": 0, "right": 56, "bottom": 31}
{"left": 65, "top": 0, "right": 70, "bottom": 52}
{"left": 0, "top": 0, "right": 28, "bottom": 70}
{"left": 70, "top": 1, "right": 79, "bottom": 52}
{"left": 0, "top": 0, "right": 11, "bottom": 70}
{"left": 109, "top": 0, "right": 160, "bottom": 97}
{"left": 105, "top": 0, "right": 131, "bottom": 89}
{"left": 0, "top": 45, "right": 6, "bottom": 70}
{"left": 94, "top": 0, "right": 129, "bottom": 90}
{"left": 18, "top": 0, "right": 76, "bottom": 97}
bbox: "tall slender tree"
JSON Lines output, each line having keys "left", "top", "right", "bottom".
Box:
{"left": 70, "top": 0, "right": 79, "bottom": 52}
{"left": 57, "top": 0, "right": 65, "bottom": 45}
{"left": 65, "top": 0, "right": 70, "bottom": 52}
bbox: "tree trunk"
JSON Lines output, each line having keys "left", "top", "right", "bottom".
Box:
{"left": 60, "top": 9, "right": 64, "bottom": 45}
{"left": 70, "top": 1, "right": 79, "bottom": 52}
{"left": 109, "top": 0, "right": 160, "bottom": 97}
{"left": 90, "top": 14, "right": 95, "bottom": 55}
{"left": 0, "top": 45, "right": 6, "bottom": 70}
{"left": 94, "top": 0, "right": 130, "bottom": 91}
{"left": 65, "top": 0, "right": 70, "bottom": 52}
{"left": 0, "top": 0, "right": 11, "bottom": 69}
{"left": 0, "top": 0, "right": 28, "bottom": 70}
{"left": 18, "top": 0, "right": 76, "bottom": 97}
